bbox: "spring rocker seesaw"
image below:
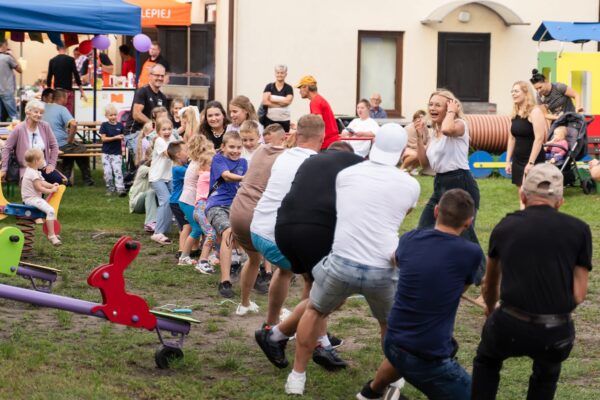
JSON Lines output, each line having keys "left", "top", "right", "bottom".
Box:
{"left": 0, "top": 231, "right": 199, "bottom": 368}
{"left": 0, "top": 182, "right": 66, "bottom": 291}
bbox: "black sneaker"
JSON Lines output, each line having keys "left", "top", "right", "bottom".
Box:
{"left": 218, "top": 281, "right": 234, "bottom": 298}
{"left": 264, "top": 271, "right": 273, "bottom": 284}
{"left": 190, "top": 249, "right": 201, "bottom": 258}
{"left": 327, "top": 332, "right": 344, "bottom": 349}
{"left": 253, "top": 270, "right": 270, "bottom": 294}
{"left": 230, "top": 262, "right": 242, "bottom": 283}
{"left": 254, "top": 325, "right": 289, "bottom": 369}
{"left": 356, "top": 380, "right": 384, "bottom": 400}
{"left": 312, "top": 346, "right": 347, "bottom": 371}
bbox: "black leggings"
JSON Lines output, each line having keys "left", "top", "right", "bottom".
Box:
{"left": 275, "top": 223, "right": 333, "bottom": 277}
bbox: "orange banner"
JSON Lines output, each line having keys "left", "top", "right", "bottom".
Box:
{"left": 126, "top": 0, "right": 191, "bottom": 27}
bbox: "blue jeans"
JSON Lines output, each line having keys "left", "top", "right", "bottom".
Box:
{"left": 150, "top": 180, "right": 172, "bottom": 235}
{"left": 0, "top": 91, "right": 18, "bottom": 121}
{"left": 384, "top": 336, "right": 471, "bottom": 400}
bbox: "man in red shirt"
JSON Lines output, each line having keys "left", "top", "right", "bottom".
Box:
{"left": 119, "top": 44, "right": 136, "bottom": 78}
{"left": 296, "top": 75, "right": 339, "bottom": 150}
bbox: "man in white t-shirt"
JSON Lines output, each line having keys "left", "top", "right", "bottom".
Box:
{"left": 284, "top": 124, "right": 421, "bottom": 396}
{"left": 250, "top": 114, "right": 324, "bottom": 327}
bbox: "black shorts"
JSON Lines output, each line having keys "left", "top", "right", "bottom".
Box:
{"left": 170, "top": 203, "right": 189, "bottom": 230}
{"left": 275, "top": 223, "right": 334, "bottom": 277}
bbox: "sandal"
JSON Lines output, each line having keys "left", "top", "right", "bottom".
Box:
{"left": 151, "top": 233, "right": 171, "bottom": 245}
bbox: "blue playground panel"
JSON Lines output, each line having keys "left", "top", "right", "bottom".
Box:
{"left": 498, "top": 152, "right": 511, "bottom": 178}
{"left": 4, "top": 204, "right": 46, "bottom": 219}
{"left": 468, "top": 151, "right": 494, "bottom": 178}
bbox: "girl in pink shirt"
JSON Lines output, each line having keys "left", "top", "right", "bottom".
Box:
{"left": 178, "top": 134, "right": 216, "bottom": 272}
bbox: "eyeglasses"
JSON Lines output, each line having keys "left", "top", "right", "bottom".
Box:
{"left": 151, "top": 73, "right": 165, "bottom": 78}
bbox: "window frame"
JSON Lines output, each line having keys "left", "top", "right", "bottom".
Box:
{"left": 356, "top": 30, "right": 404, "bottom": 118}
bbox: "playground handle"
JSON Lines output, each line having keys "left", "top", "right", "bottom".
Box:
{"left": 0, "top": 283, "right": 190, "bottom": 334}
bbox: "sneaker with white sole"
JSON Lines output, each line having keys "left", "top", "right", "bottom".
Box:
{"left": 285, "top": 372, "right": 306, "bottom": 395}
{"left": 195, "top": 261, "right": 214, "bottom": 274}
{"left": 178, "top": 256, "right": 197, "bottom": 266}
{"left": 236, "top": 301, "right": 259, "bottom": 316}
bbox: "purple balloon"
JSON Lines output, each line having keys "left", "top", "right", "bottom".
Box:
{"left": 91, "top": 35, "right": 110, "bottom": 51}
{"left": 133, "top": 34, "right": 152, "bottom": 53}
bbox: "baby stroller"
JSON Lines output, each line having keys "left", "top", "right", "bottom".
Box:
{"left": 545, "top": 112, "right": 596, "bottom": 194}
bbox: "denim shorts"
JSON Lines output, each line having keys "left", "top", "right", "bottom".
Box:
{"left": 250, "top": 232, "right": 291, "bottom": 270}
{"left": 309, "top": 254, "right": 398, "bottom": 322}
{"left": 206, "top": 205, "right": 231, "bottom": 236}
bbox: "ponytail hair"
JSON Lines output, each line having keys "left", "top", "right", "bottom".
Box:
{"left": 530, "top": 69, "right": 546, "bottom": 85}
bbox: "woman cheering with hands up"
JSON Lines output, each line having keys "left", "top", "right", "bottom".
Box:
{"left": 415, "top": 89, "right": 484, "bottom": 282}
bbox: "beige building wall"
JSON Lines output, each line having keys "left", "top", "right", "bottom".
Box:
{"left": 228, "top": 0, "right": 598, "bottom": 118}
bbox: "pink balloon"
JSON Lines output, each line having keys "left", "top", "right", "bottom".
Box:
{"left": 92, "top": 35, "right": 110, "bottom": 51}
{"left": 133, "top": 34, "right": 152, "bottom": 53}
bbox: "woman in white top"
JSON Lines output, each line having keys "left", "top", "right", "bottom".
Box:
{"left": 342, "top": 99, "right": 378, "bottom": 157}
{"left": 415, "top": 89, "right": 484, "bottom": 282}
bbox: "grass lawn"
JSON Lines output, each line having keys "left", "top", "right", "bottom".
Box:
{"left": 0, "top": 170, "right": 599, "bottom": 399}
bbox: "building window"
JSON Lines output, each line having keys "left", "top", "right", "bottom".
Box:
{"left": 357, "top": 31, "right": 404, "bottom": 117}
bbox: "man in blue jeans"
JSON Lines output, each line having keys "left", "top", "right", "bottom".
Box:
{"left": 358, "top": 189, "right": 482, "bottom": 400}
{"left": 0, "top": 39, "right": 22, "bottom": 121}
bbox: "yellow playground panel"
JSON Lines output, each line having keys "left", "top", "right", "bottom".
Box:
{"left": 539, "top": 51, "right": 600, "bottom": 115}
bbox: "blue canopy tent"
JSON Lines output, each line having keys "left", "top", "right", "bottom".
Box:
{"left": 0, "top": 0, "right": 140, "bottom": 36}
{"left": 0, "top": 0, "right": 141, "bottom": 120}
{"left": 532, "top": 21, "right": 600, "bottom": 43}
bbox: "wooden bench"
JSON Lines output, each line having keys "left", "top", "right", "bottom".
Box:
{"left": 58, "top": 143, "right": 103, "bottom": 158}
{"left": 589, "top": 136, "right": 600, "bottom": 159}
{"left": 77, "top": 121, "right": 102, "bottom": 143}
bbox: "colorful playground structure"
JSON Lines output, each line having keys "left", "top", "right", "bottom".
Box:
{"left": 0, "top": 228, "right": 199, "bottom": 369}
{"left": 0, "top": 183, "right": 66, "bottom": 290}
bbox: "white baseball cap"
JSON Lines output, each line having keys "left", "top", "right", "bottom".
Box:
{"left": 368, "top": 123, "right": 407, "bottom": 166}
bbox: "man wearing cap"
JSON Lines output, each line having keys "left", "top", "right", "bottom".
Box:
{"left": 471, "top": 163, "right": 592, "bottom": 399}
{"left": 296, "top": 75, "right": 339, "bottom": 150}
{"left": 284, "top": 123, "right": 420, "bottom": 395}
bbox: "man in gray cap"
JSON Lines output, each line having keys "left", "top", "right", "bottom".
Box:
{"left": 472, "top": 163, "right": 592, "bottom": 400}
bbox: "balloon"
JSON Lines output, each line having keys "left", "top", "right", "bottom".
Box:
{"left": 133, "top": 34, "right": 152, "bottom": 52}
{"left": 92, "top": 35, "right": 110, "bottom": 51}
{"left": 79, "top": 40, "right": 93, "bottom": 55}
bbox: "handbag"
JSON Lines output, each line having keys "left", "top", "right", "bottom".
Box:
{"left": 6, "top": 149, "right": 20, "bottom": 183}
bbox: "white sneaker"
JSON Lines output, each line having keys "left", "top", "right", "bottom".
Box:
{"left": 285, "top": 372, "right": 306, "bottom": 395}
{"left": 235, "top": 301, "right": 259, "bottom": 316}
{"left": 194, "top": 261, "right": 214, "bottom": 274}
{"left": 178, "top": 256, "right": 197, "bottom": 266}
{"left": 382, "top": 378, "right": 405, "bottom": 400}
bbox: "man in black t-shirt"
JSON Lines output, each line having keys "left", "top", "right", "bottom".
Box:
{"left": 254, "top": 142, "right": 362, "bottom": 372}
{"left": 46, "top": 46, "right": 87, "bottom": 115}
{"left": 472, "top": 163, "right": 592, "bottom": 400}
{"left": 124, "top": 64, "right": 168, "bottom": 156}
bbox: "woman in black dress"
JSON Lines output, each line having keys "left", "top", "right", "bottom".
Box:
{"left": 506, "top": 81, "right": 547, "bottom": 203}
